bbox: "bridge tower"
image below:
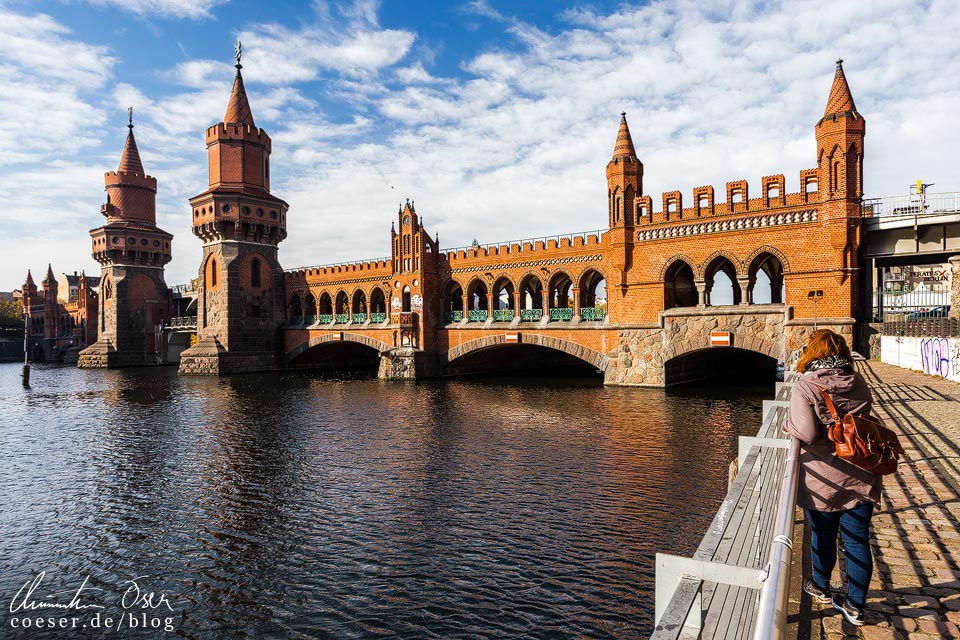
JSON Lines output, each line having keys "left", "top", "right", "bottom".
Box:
{"left": 378, "top": 200, "right": 442, "bottom": 378}
{"left": 178, "top": 45, "right": 289, "bottom": 375}
{"left": 814, "top": 59, "right": 866, "bottom": 317}
{"left": 605, "top": 112, "right": 642, "bottom": 292}
{"left": 79, "top": 111, "right": 173, "bottom": 368}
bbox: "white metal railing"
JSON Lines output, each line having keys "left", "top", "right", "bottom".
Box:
{"left": 862, "top": 191, "right": 960, "bottom": 218}
{"left": 651, "top": 374, "right": 800, "bottom": 639}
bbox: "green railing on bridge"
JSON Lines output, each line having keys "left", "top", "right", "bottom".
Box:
{"left": 579, "top": 307, "right": 606, "bottom": 321}
{"left": 548, "top": 308, "right": 574, "bottom": 321}
{"left": 318, "top": 314, "right": 333, "bottom": 324}
{"left": 352, "top": 313, "right": 367, "bottom": 323}
{"left": 520, "top": 308, "right": 543, "bottom": 322}
{"left": 493, "top": 309, "right": 514, "bottom": 322}
{"left": 467, "top": 310, "right": 488, "bottom": 322}
{"left": 370, "top": 312, "right": 387, "bottom": 323}
{"left": 444, "top": 311, "right": 464, "bottom": 323}
{"left": 335, "top": 314, "right": 349, "bottom": 324}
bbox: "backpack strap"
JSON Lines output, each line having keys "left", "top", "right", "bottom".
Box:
{"left": 813, "top": 384, "right": 841, "bottom": 421}
{"left": 814, "top": 384, "right": 843, "bottom": 441}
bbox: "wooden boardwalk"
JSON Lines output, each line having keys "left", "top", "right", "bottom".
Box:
{"left": 792, "top": 360, "right": 960, "bottom": 639}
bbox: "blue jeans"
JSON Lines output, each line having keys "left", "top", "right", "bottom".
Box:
{"left": 805, "top": 501, "right": 874, "bottom": 609}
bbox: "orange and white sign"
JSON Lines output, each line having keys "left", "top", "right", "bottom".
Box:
{"left": 505, "top": 332, "right": 520, "bottom": 343}
{"left": 710, "top": 331, "right": 731, "bottom": 347}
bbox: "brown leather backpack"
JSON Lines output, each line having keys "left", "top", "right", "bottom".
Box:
{"left": 815, "top": 385, "right": 904, "bottom": 475}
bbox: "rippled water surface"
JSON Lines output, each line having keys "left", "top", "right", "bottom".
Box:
{"left": 0, "top": 363, "right": 769, "bottom": 638}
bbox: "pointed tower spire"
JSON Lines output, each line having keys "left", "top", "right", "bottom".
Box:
{"left": 44, "top": 263, "right": 55, "bottom": 283}
{"left": 612, "top": 112, "right": 637, "bottom": 159}
{"left": 118, "top": 106, "right": 145, "bottom": 175}
{"left": 25, "top": 269, "right": 34, "bottom": 287}
{"left": 224, "top": 40, "right": 255, "bottom": 127}
{"left": 823, "top": 59, "right": 858, "bottom": 117}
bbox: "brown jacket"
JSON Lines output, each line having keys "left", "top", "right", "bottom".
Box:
{"left": 784, "top": 368, "right": 883, "bottom": 511}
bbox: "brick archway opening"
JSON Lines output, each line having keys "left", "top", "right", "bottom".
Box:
{"left": 664, "top": 347, "right": 778, "bottom": 387}
{"left": 445, "top": 335, "right": 607, "bottom": 378}
{"left": 287, "top": 334, "right": 391, "bottom": 372}
{"left": 445, "top": 344, "right": 603, "bottom": 378}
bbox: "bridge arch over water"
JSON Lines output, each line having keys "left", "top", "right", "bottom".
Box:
{"left": 287, "top": 332, "right": 393, "bottom": 366}
{"left": 443, "top": 334, "right": 608, "bottom": 376}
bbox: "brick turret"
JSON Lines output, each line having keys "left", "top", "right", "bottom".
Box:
{"left": 605, "top": 113, "right": 642, "bottom": 288}
{"left": 816, "top": 59, "right": 865, "bottom": 203}
{"left": 179, "top": 42, "right": 290, "bottom": 375}
{"left": 79, "top": 109, "right": 173, "bottom": 368}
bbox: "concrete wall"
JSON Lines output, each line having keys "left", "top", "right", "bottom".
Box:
{"left": 880, "top": 335, "right": 960, "bottom": 381}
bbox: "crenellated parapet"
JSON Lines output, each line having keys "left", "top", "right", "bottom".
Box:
{"left": 635, "top": 169, "right": 822, "bottom": 229}
{"left": 442, "top": 231, "right": 603, "bottom": 263}
{"left": 205, "top": 122, "right": 273, "bottom": 148}
{"left": 284, "top": 259, "right": 394, "bottom": 292}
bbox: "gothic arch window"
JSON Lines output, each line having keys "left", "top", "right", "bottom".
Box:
{"left": 704, "top": 256, "right": 740, "bottom": 306}
{"left": 303, "top": 292, "right": 317, "bottom": 323}
{"left": 664, "top": 260, "right": 697, "bottom": 310}
{"left": 518, "top": 274, "right": 543, "bottom": 311}
{"left": 748, "top": 252, "right": 785, "bottom": 304}
{"left": 623, "top": 185, "right": 635, "bottom": 226}
{"left": 318, "top": 291, "right": 333, "bottom": 316}
{"left": 548, "top": 272, "right": 573, "bottom": 309}
{"left": 466, "top": 279, "right": 488, "bottom": 311}
{"left": 288, "top": 294, "right": 302, "bottom": 324}
{"left": 210, "top": 258, "right": 217, "bottom": 288}
{"left": 402, "top": 286, "right": 412, "bottom": 312}
{"left": 492, "top": 277, "right": 515, "bottom": 310}
{"left": 443, "top": 281, "right": 464, "bottom": 313}
{"left": 370, "top": 288, "right": 387, "bottom": 315}
{"left": 578, "top": 270, "right": 606, "bottom": 315}
{"left": 251, "top": 258, "right": 261, "bottom": 287}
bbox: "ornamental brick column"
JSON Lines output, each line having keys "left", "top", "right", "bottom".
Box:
{"left": 696, "top": 280, "right": 708, "bottom": 307}
{"left": 572, "top": 286, "right": 581, "bottom": 317}
{"left": 738, "top": 277, "right": 752, "bottom": 305}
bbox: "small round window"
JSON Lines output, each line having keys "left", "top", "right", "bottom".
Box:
{"left": 222, "top": 204, "right": 231, "bottom": 213}
{"left": 270, "top": 210, "right": 277, "bottom": 220}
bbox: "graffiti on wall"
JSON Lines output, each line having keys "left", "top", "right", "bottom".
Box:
{"left": 920, "top": 338, "right": 951, "bottom": 378}
{"left": 953, "top": 342, "right": 960, "bottom": 378}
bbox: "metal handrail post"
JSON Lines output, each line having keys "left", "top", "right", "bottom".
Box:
{"left": 752, "top": 436, "right": 801, "bottom": 640}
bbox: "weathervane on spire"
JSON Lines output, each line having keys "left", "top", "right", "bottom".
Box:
{"left": 235, "top": 40, "right": 243, "bottom": 68}
{"left": 127, "top": 106, "right": 133, "bottom": 129}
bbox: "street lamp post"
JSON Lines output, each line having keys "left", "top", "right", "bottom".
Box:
{"left": 21, "top": 311, "right": 30, "bottom": 387}
{"left": 808, "top": 290, "right": 823, "bottom": 331}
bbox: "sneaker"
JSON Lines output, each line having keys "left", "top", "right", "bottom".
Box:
{"left": 831, "top": 594, "right": 865, "bottom": 626}
{"left": 803, "top": 579, "right": 831, "bottom": 604}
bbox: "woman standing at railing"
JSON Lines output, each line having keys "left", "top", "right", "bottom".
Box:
{"left": 783, "top": 329, "right": 882, "bottom": 627}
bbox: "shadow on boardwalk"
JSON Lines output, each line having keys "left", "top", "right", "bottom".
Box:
{"left": 792, "top": 360, "right": 960, "bottom": 639}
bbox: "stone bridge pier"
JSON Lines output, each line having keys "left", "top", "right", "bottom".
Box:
{"left": 604, "top": 307, "right": 855, "bottom": 387}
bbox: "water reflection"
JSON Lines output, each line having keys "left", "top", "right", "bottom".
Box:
{"left": 0, "top": 363, "right": 768, "bottom": 638}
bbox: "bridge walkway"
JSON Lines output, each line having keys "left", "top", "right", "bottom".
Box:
{"left": 796, "top": 360, "right": 960, "bottom": 639}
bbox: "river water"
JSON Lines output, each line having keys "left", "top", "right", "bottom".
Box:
{"left": 0, "top": 363, "right": 768, "bottom": 638}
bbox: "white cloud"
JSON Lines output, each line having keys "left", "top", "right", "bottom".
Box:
{"left": 2, "top": 0, "right": 960, "bottom": 292}
{"left": 82, "top": 0, "right": 228, "bottom": 20}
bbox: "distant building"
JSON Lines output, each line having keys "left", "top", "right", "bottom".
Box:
{"left": 19, "top": 266, "right": 98, "bottom": 361}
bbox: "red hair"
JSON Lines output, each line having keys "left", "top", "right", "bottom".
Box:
{"left": 797, "top": 329, "right": 851, "bottom": 373}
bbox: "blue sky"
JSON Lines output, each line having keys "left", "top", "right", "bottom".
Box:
{"left": 1, "top": 0, "right": 958, "bottom": 292}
